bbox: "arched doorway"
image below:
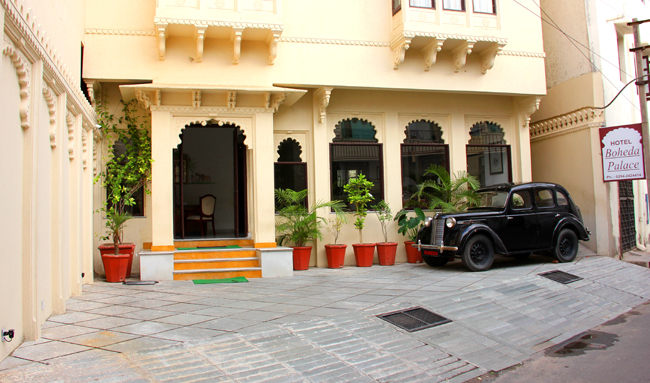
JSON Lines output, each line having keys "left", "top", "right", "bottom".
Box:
{"left": 173, "top": 123, "right": 248, "bottom": 239}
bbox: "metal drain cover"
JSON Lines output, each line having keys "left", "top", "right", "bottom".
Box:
{"left": 538, "top": 270, "right": 583, "bottom": 284}
{"left": 378, "top": 307, "right": 451, "bottom": 332}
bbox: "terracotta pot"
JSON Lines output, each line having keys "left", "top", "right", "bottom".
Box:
{"left": 404, "top": 241, "right": 423, "bottom": 263}
{"left": 352, "top": 243, "right": 376, "bottom": 267}
{"left": 101, "top": 253, "right": 130, "bottom": 282}
{"left": 376, "top": 242, "right": 398, "bottom": 266}
{"left": 292, "top": 246, "right": 312, "bottom": 270}
{"left": 98, "top": 243, "right": 136, "bottom": 278}
{"left": 325, "top": 244, "right": 347, "bottom": 268}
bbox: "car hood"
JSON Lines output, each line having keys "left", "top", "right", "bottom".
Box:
{"left": 435, "top": 208, "right": 504, "bottom": 220}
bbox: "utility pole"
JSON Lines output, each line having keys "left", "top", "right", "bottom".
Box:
{"left": 630, "top": 18, "right": 650, "bottom": 195}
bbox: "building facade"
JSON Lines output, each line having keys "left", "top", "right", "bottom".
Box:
{"left": 530, "top": 0, "right": 650, "bottom": 257}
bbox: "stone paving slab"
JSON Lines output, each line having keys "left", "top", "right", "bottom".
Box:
{"left": 1, "top": 248, "right": 650, "bottom": 382}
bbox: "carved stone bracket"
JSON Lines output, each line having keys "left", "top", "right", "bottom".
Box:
{"left": 82, "top": 129, "right": 88, "bottom": 169}
{"left": 43, "top": 86, "right": 58, "bottom": 148}
{"left": 84, "top": 79, "right": 97, "bottom": 105}
{"left": 67, "top": 111, "right": 76, "bottom": 160}
{"left": 231, "top": 27, "right": 245, "bottom": 64}
{"left": 271, "top": 93, "right": 285, "bottom": 112}
{"left": 314, "top": 87, "right": 333, "bottom": 124}
{"left": 480, "top": 42, "right": 506, "bottom": 74}
{"left": 155, "top": 22, "right": 168, "bottom": 60}
{"left": 453, "top": 40, "right": 476, "bottom": 73}
{"left": 193, "top": 90, "right": 202, "bottom": 108}
{"left": 267, "top": 29, "right": 282, "bottom": 65}
{"left": 227, "top": 91, "right": 236, "bottom": 109}
{"left": 155, "top": 90, "right": 162, "bottom": 107}
{"left": 195, "top": 25, "right": 208, "bottom": 62}
{"left": 264, "top": 92, "right": 271, "bottom": 109}
{"left": 3, "top": 43, "right": 31, "bottom": 130}
{"left": 390, "top": 35, "right": 413, "bottom": 70}
{"left": 422, "top": 38, "right": 445, "bottom": 71}
{"left": 136, "top": 90, "right": 152, "bottom": 110}
{"left": 520, "top": 97, "right": 542, "bottom": 128}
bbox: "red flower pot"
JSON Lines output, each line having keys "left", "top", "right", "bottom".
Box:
{"left": 325, "top": 244, "right": 347, "bottom": 268}
{"left": 377, "top": 242, "right": 398, "bottom": 266}
{"left": 404, "top": 241, "right": 423, "bottom": 263}
{"left": 101, "top": 253, "right": 130, "bottom": 282}
{"left": 98, "top": 243, "right": 136, "bottom": 278}
{"left": 352, "top": 243, "right": 376, "bottom": 267}
{"left": 292, "top": 246, "right": 312, "bottom": 270}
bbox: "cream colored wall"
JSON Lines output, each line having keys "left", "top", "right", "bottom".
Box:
{"left": 1, "top": 0, "right": 95, "bottom": 360}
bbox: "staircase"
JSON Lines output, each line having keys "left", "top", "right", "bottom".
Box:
{"left": 173, "top": 239, "right": 262, "bottom": 281}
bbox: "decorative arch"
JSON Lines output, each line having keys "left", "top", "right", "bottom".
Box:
{"left": 332, "top": 118, "right": 378, "bottom": 142}
{"left": 276, "top": 138, "right": 303, "bottom": 162}
{"left": 327, "top": 113, "right": 383, "bottom": 143}
{"left": 172, "top": 116, "right": 252, "bottom": 147}
{"left": 3, "top": 43, "right": 32, "bottom": 130}
{"left": 403, "top": 119, "right": 444, "bottom": 143}
{"left": 468, "top": 121, "right": 507, "bottom": 145}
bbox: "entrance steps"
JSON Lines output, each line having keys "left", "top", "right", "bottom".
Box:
{"left": 172, "top": 239, "right": 262, "bottom": 281}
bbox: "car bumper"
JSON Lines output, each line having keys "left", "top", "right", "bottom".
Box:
{"left": 416, "top": 240, "right": 458, "bottom": 253}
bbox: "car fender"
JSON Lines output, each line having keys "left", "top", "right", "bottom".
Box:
{"left": 553, "top": 217, "right": 590, "bottom": 243}
{"left": 455, "top": 224, "right": 509, "bottom": 255}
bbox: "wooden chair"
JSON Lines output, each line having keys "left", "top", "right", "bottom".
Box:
{"left": 185, "top": 194, "right": 216, "bottom": 237}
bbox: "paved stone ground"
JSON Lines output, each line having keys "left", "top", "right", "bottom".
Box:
{"left": 2, "top": 246, "right": 650, "bottom": 382}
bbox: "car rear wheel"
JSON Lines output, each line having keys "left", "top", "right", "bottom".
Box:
{"left": 423, "top": 255, "right": 450, "bottom": 267}
{"left": 462, "top": 235, "right": 495, "bottom": 272}
{"left": 554, "top": 229, "right": 578, "bottom": 262}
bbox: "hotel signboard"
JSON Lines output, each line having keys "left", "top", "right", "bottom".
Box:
{"left": 599, "top": 123, "right": 645, "bottom": 182}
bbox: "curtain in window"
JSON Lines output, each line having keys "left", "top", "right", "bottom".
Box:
{"left": 410, "top": 0, "right": 433, "bottom": 7}
{"left": 443, "top": 0, "right": 463, "bottom": 10}
{"left": 473, "top": 0, "right": 494, "bottom": 13}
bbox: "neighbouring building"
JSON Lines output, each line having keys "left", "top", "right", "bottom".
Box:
{"left": 530, "top": 0, "right": 650, "bottom": 257}
{"left": 2, "top": 0, "right": 547, "bottom": 358}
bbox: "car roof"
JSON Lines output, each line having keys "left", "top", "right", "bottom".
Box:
{"left": 477, "top": 182, "right": 567, "bottom": 193}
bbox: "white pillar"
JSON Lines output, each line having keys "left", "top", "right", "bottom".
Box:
{"left": 252, "top": 112, "right": 276, "bottom": 247}
{"left": 151, "top": 110, "right": 175, "bottom": 251}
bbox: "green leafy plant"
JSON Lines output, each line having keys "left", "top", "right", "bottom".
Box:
{"left": 275, "top": 188, "right": 345, "bottom": 247}
{"left": 343, "top": 174, "right": 375, "bottom": 243}
{"left": 95, "top": 99, "right": 153, "bottom": 254}
{"left": 411, "top": 164, "right": 480, "bottom": 212}
{"left": 326, "top": 213, "right": 347, "bottom": 245}
{"left": 372, "top": 200, "right": 393, "bottom": 243}
{"left": 394, "top": 207, "right": 426, "bottom": 242}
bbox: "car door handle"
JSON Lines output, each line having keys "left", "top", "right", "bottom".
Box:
{"left": 507, "top": 216, "right": 514, "bottom": 220}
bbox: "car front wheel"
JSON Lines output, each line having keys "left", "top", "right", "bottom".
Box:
{"left": 554, "top": 229, "right": 578, "bottom": 262}
{"left": 462, "top": 235, "right": 495, "bottom": 272}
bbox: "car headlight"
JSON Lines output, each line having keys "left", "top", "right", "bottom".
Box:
{"left": 425, "top": 217, "right": 433, "bottom": 227}
{"left": 445, "top": 217, "right": 456, "bottom": 228}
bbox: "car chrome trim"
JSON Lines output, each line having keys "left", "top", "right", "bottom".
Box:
{"left": 417, "top": 240, "right": 458, "bottom": 252}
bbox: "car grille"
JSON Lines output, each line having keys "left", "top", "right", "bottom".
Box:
{"left": 430, "top": 216, "right": 444, "bottom": 246}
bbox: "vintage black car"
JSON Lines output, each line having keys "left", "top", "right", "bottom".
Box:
{"left": 416, "top": 182, "right": 590, "bottom": 272}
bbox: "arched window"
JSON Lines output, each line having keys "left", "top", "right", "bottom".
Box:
{"left": 466, "top": 122, "right": 511, "bottom": 187}
{"left": 401, "top": 120, "right": 449, "bottom": 208}
{"left": 274, "top": 138, "right": 307, "bottom": 205}
{"left": 330, "top": 119, "right": 383, "bottom": 209}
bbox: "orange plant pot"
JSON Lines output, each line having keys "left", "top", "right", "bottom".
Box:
{"left": 376, "top": 242, "right": 398, "bottom": 266}
{"left": 352, "top": 243, "right": 376, "bottom": 267}
{"left": 292, "top": 246, "right": 312, "bottom": 270}
{"left": 98, "top": 243, "right": 136, "bottom": 278}
{"left": 325, "top": 244, "right": 347, "bottom": 268}
{"left": 404, "top": 241, "right": 423, "bottom": 263}
{"left": 101, "top": 253, "right": 130, "bottom": 283}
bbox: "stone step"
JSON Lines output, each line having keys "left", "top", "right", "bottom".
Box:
{"left": 174, "top": 258, "right": 260, "bottom": 270}
{"left": 174, "top": 249, "right": 257, "bottom": 260}
{"left": 174, "top": 239, "right": 254, "bottom": 248}
{"left": 173, "top": 268, "right": 262, "bottom": 280}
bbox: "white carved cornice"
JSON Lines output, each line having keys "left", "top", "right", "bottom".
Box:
{"left": 3, "top": 41, "right": 31, "bottom": 130}
{"left": 172, "top": 117, "right": 253, "bottom": 147}
{"left": 279, "top": 37, "right": 389, "bottom": 47}
{"left": 530, "top": 108, "right": 604, "bottom": 141}
{"left": 327, "top": 113, "right": 384, "bottom": 143}
{"left": 452, "top": 40, "right": 475, "bottom": 73}
{"left": 499, "top": 50, "right": 546, "bottom": 58}
{"left": 314, "top": 87, "right": 333, "bottom": 124}
{"left": 422, "top": 39, "right": 445, "bottom": 71}
{"left": 84, "top": 29, "right": 156, "bottom": 36}
{"left": 67, "top": 111, "right": 76, "bottom": 160}
{"left": 82, "top": 129, "right": 88, "bottom": 169}
{"left": 151, "top": 105, "right": 274, "bottom": 113}
{"left": 480, "top": 42, "right": 506, "bottom": 74}
{"left": 273, "top": 134, "right": 307, "bottom": 162}
{"left": 231, "top": 27, "right": 245, "bottom": 64}
{"left": 42, "top": 86, "right": 57, "bottom": 148}
{"left": 195, "top": 25, "right": 207, "bottom": 62}
{"left": 403, "top": 31, "right": 507, "bottom": 45}
{"left": 155, "top": 22, "right": 168, "bottom": 60}
{"left": 153, "top": 18, "right": 283, "bottom": 31}
{"left": 519, "top": 97, "right": 542, "bottom": 128}
{"left": 390, "top": 35, "right": 412, "bottom": 70}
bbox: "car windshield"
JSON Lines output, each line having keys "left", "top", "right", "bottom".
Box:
{"left": 473, "top": 191, "right": 509, "bottom": 208}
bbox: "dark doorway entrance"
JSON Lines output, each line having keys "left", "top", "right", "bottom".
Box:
{"left": 174, "top": 123, "right": 248, "bottom": 239}
{"left": 619, "top": 180, "right": 636, "bottom": 252}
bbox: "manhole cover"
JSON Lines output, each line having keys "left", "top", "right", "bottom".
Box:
{"left": 378, "top": 307, "right": 451, "bottom": 332}
{"left": 538, "top": 270, "right": 583, "bottom": 284}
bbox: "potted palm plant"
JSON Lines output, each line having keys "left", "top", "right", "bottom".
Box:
{"left": 275, "top": 188, "right": 344, "bottom": 270}
{"left": 373, "top": 200, "right": 397, "bottom": 266}
{"left": 411, "top": 164, "right": 480, "bottom": 213}
{"left": 394, "top": 207, "right": 426, "bottom": 263}
{"left": 96, "top": 99, "right": 152, "bottom": 281}
{"left": 343, "top": 174, "right": 375, "bottom": 267}
{"left": 324, "top": 213, "right": 347, "bottom": 268}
